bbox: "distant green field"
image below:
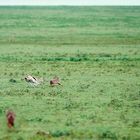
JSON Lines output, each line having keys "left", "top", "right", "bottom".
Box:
{"left": 0, "top": 6, "right": 140, "bottom": 140}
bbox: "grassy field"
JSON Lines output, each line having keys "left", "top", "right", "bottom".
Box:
{"left": 0, "top": 6, "right": 140, "bottom": 140}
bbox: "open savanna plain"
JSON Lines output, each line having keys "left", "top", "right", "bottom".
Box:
{"left": 0, "top": 6, "right": 140, "bottom": 140}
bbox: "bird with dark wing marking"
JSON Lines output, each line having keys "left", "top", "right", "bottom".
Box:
{"left": 25, "top": 75, "right": 40, "bottom": 86}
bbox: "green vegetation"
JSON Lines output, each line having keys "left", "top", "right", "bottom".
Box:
{"left": 0, "top": 6, "right": 140, "bottom": 140}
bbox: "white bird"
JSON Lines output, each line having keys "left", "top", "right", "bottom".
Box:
{"left": 25, "top": 75, "right": 40, "bottom": 86}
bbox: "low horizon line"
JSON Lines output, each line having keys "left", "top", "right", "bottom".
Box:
{"left": 0, "top": 5, "right": 139, "bottom": 6}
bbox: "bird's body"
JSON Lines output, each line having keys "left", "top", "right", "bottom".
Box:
{"left": 50, "top": 77, "right": 61, "bottom": 86}
{"left": 6, "top": 111, "right": 15, "bottom": 128}
{"left": 25, "top": 75, "right": 40, "bottom": 86}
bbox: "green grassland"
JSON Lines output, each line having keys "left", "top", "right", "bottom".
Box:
{"left": 0, "top": 6, "right": 140, "bottom": 140}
